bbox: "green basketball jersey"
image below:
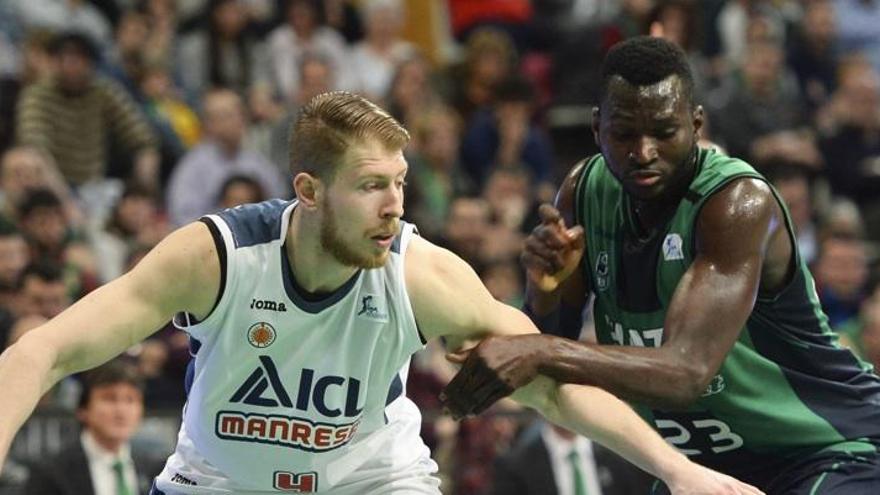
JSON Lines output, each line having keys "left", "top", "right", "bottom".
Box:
{"left": 575, "top": 148, "right": 880, "bottom": 483}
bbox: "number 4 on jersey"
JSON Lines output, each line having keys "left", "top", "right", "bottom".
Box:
{"left": 274, "top": 471, "right": 318, "bottom": 492}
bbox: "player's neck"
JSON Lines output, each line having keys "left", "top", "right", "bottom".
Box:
{"left": 286, "top": 208, "right": 359, "bottom": 294}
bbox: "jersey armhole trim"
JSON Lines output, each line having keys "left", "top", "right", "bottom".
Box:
{"left": 575, "top": 156, "right": 598, "bottom": 292}
{"left": 199, "top": 217, "right": 228, "bottom": 321}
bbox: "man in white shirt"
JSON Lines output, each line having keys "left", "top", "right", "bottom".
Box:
{"left": 22, "top": 360, "right": 164, "bottom": 495}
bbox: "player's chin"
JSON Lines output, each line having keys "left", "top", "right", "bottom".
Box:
{"left": 361, "top": 250, "right": 390, "bottom": 269}
{"left": 624, "top": 180, "right": 666, "bottom": 200}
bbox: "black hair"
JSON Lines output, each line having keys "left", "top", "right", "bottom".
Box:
{"left": 599, "top": 36, "right": 695, "bottom": 107}
{"left": 77, "top": 359, "right": 145, "bottom": 410}
{"left": 49, "top": 32, "right": 100, "bottom": 63}
{"left": 16, "top": 261, "right": 64, "bottom": 290}
{"left": 17, "top": 188, "right": 63, "bottom": 219}
{"left": 218, "top": 174, "right": 266, "bottom": 204}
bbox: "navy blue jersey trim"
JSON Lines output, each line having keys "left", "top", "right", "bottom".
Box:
{"left": 198, "top": 217, "right": 227, "bottom": 320}
{"left": 385, "top": 373, "right": 403, "bottom": 405}
{"left": 280, "top": 244, "right": 362, "bottom": 314}
{"left": 748, "top": 273, "right": 880, "bottom": 442}
{"left": 149, "top": 481, "right": 166, "bottom": 495}
{"left": 215, "top": 199, "right": 290, "bottom": 248}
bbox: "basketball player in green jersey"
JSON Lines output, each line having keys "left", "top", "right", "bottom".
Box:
{"left": 441, "top": 36, "right": 880, "bottom": 493}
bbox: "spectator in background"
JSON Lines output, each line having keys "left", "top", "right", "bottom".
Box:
{"left": 448, "top": 28, "right": 517, "bottom": 122}
{"left": 600, "top": 0, "right": 656, "bottom": 52}
{"left": 460, "top": 75, "right": 554, "bottom": 189}
{"left": 15, "top": 32, "right": 160, "bottom": 191}
{"left": 645, "top": 0, "right": 712, "bottom": 98}
{"left": 0, "top": 29, "right": 55, "bottom": 152}
{"left": 15, "top": 262, "right": 69, "bottom": 322}
{"left": 708, "top": 38, "right": 812, "bottom": 164}
{"left": 715, "top": 1, "right": 794, "bottom": 71}
{"left": 787, "top": 0, "right": 838, "bottom": 116}
{"left": 177, "top": 0, "right": 268, "bottom": 97}
{"left": 481, "top": 260, "right": 524, "bottom": 307}
{"left": 244, "top": 82, "right": 285, "bottom": 169}
{"left": 89, "top": 184, "right": 167, "bottom": 284}
{"left": 833, "top": 0, "right": 880, "bottom": 75}
{"left": 17, "top": 189, "right": 75, "bottom": 264}
{"left": 384, "top": 54, "right": 439, "bottom": 133}
{"left": 217, "top": 174, "right": 266, "bottom": 209}
{"left": 320, "top": 0, "right": 364, "bottom": 43}
{"left": 12, "top": 0, "right": 114, "bottom": 54}
{"left": 765, "top": 163, "right": 819, "bottom": 264}
{"left": 268, "top": 54, "right": 334, "bottom": 172}
{"left": 491, "top": 421, "right": 656, "bottom": 495}
{"left": 0, "top": 223, "right": 28, "bottom": 300}
{"left": 446, "top": 0, "right": 533, "bottom": 49}
{"left": 817, "top": 58, "right": 880, "bottom": 221}
{"left": 405, "top": 105, "right": 472, "bottom": 240}
{"left": 167, "top": 88, "right": 286, "bottom": 226}
{"left": 103, "top": 9, "right": 152, "bottom": 99}
{"left": 0, "top": 223, "right": 28, "bottom": 349}
{"left": 440, "top": 197, "right": 492, "bottom": 269}
{"left": 813, "top": 235, "right": 871, "bottom": 328}
{"left": 839, "top": 277, "right": 880, "bottom": 369}
{"left": 22, "top": 359, "right": 165, "bottom": 495}
{"left": 266, "top": 0, "right": 352, "bottom": 102}
{"left": 138, "top": 58, "right": 202, "bottom": 185}
{"left": 0, "top": 146, "right": 80, "bottom": 225}
{"left": 348, "top": 0, "right": 415, "bottom": 101}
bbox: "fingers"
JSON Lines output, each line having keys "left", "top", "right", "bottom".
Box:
{"left": 567, "top": 225, "right": 585, "bottom": 252}
{"left": 441, "top": 358, "right": 490, "bottom": 419}
{"left": 538, "top": 203, "right": 562, "bottom": 224}
{"left": 523, "top": 237, "right": 567, "bottom": 272}
{"left": 445, "top": 350, "right": 468, "bottom": 364}
{"left": 470, "top": 382, "right": 514, "bottom": 416}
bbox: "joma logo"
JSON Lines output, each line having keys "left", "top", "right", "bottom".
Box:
{"left": 251, "top": 298, "right": 287, "bottom": 312}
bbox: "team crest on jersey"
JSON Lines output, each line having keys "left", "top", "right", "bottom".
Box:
{"left": 662, "top": 233, "right": 684, "bottom": 261}
{"left": 595, "top": 251, "right": 610, "bottom": 291}
{"left": 356, "top": 293, "right": 388, "bottom": 322}
{"left": 701, "top": 374, "right": 726, "bottom": 397}
{"left": 247, "top": 322, "right": 277, "bottom": 348}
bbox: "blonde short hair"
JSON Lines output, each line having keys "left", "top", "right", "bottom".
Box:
{"left": 290, "top": 91, "right": 409, "bottom": 179}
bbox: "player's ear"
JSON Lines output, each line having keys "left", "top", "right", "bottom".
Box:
{"left": 591, "top": 107, "right": 601, "bottom": 148}
{"left": 293, "top": 172, "right": 322, "bottom": 210}
{"left": 692, "top": 104, "right": 705, "bottom": 137}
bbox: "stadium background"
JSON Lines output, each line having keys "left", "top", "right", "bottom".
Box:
{"left": 0, "top": 0, "right": 878, "bottom": 493}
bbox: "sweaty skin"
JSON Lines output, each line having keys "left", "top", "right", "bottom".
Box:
{"left": 441, "top": 74, "right": 794, "bottom": 415}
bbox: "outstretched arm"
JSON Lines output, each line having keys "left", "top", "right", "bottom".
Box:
{"left": 406, "top": 236, "right": 762, "bottom": 494}
{"left": 448, "top": 178, "right": 785, "bottom": 413}
{"left": 0, "top": 222, "right": 220, "bottom": 465}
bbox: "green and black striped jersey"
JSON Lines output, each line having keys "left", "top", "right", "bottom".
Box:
{"left": 575, "top": 148, "right": 880, "bottom": 483}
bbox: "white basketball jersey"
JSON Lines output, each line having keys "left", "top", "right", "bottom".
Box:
{"left": 153, "top": 199, "right": 439, "bottom": 494}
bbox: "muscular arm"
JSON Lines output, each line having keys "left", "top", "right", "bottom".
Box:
{"left": 0, "top": 222, "right": 219, "bottom": 463}
{"left": 408, "top": 237, "right": 701, "bottom": 484}
{"left": 538, "top": 178, "right": 785, "bottom": 407}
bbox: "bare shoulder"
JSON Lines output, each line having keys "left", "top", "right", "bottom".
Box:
{"left": 127, "top": 221, "right": 221, "bottom": 319}
{"left": 404, "top": 235, "right": 471, "bottom": 298}
{"left": 556, "top": 158, "right": 591, "bottom": 224}
{"left": 696, "top": 177, "right": 782, "bottom": 256}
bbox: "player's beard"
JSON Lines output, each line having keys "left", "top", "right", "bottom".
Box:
{"left": 320, "top": 197, "right": 391, "bottom": 269}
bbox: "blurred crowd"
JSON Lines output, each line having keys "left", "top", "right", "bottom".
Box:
{"left": 0, "top": 0, "right": 879, "bottom": 494}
